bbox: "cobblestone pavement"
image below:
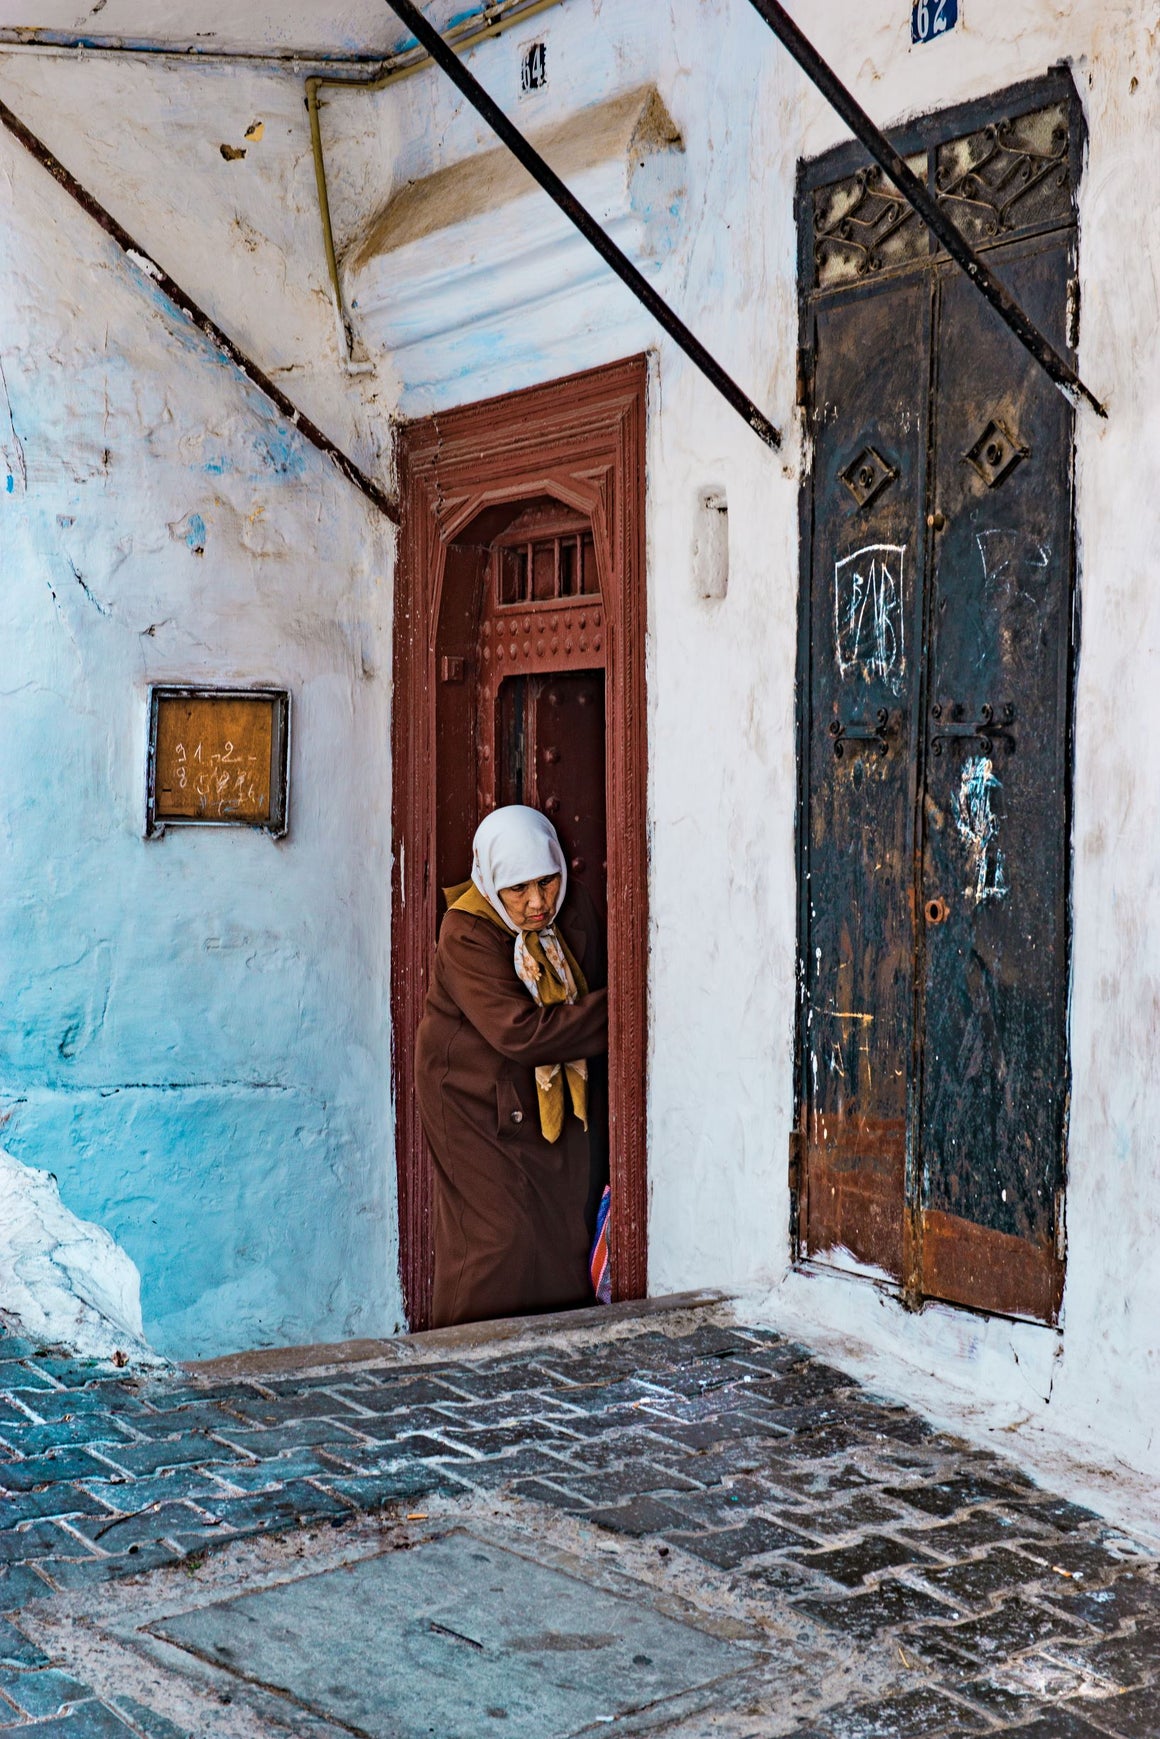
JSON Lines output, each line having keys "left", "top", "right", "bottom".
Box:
{"left": 0, "top": 1310, "right": 1157, "bottom": 1736}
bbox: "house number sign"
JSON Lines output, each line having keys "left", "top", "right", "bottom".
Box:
{"left": 912, "top": 0, "right": 958, "bottom": 43}
{"left": 146, "top": 687, "right": 290, "bottom": 837}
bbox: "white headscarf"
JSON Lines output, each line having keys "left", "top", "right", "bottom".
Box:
{"left": 470, "top": 805, "right": 568, "bottom": 932}
{"left": 470, "top": 806, "right": 586, "bottom": 1135}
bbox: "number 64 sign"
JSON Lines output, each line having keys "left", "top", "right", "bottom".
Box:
{"left": 912, "top": 0, "right": 958, "bottom": 42}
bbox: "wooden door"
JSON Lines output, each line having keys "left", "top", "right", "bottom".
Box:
{"left": 479, "top": 499, "right": 608, "bottom": 920}
{"left": 495, "top": 673, "right": 608, "bottom": 923}
{"left": 393, "top": 360, "right": 647, "bottom": 1331}
{"left": 795, "top": 78, "right": 1080, "bottom": 1323}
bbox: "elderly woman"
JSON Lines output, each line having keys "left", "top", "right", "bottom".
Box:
{"left": 415, "top": 806, "right": 609, "bottom": 1328}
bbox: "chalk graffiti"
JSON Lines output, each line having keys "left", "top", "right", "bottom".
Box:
{"left": 974, "top": 529, "right": 1053, "bottom": 660}
{"left": 170, "top": 739, "right": 268, "bottom": 819}
{"left": 976, "top": 528, "right": 1050, "bottom": 588}
{"left": 834, "top": 543, "right": 906, "bottom": 692}
{"left": 954, "top": 755, "right": 1009, "bottom": 903}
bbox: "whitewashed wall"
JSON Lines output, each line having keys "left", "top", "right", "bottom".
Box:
{"left": 1, "top": 0, "right": 1158, "bottom": 1504}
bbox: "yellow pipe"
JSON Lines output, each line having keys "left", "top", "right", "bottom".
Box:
{"left": 306, "top": 0, "right": 567, "bottom": 368}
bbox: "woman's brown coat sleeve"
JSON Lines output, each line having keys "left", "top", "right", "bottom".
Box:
{"left": 436, "top": 912, "right": 608, "bottom": 1065}
{"left": 416, "top": 887, "right": 608, "bottom": 1327}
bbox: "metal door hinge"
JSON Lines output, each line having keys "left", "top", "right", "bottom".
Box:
{"left": 788, "top": 1128, "right": 804, "bottom": 1194}
{"left": 830, "top": 706, "right": 897, "bottom": 758}
{"left": 1067, "top": 277, "right": 1081, "bottom": 353}
{"left": 930, "top": 701, "right": 1016, "bottom": 757}
{"left": 796, "top": 346, "right": 813, "bottom": 412}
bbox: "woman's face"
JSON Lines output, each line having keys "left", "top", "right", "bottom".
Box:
{"left": 499, "top": 874, "right": 561, "bottom": 930}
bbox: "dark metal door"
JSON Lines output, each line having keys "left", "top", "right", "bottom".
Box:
{"left": 796, "top": 77, "right": 1079, "bottom": 1323}
{"left": 918, "top": 234, "right": 1073, "bottom": 1318}
{"left": 801, "top": 275, "right": 929, "bottom": 1280}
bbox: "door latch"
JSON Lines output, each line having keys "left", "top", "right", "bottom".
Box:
{"left": 930, "top": 701, "right": 1015, "bottom": 756}
{"left": 829, "top": 707, "right": 895, "bottom": 759}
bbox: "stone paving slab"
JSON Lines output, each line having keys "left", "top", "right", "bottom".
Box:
{"left": 0, "top": 1310, "right": 1153, "bottom": 1734}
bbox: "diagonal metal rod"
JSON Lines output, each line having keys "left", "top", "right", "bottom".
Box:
{"left": 0, "top": 96, "right": 401, "bottom": 521}
{"left": 747, "top": 0, "right": 1106, "bottom": 419}
{"left": 380, "top": 0, "right": 782, "bottom": 449}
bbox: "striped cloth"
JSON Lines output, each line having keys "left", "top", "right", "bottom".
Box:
{"left": 589, "top": 1186, "right": 612, "bottom": 1305}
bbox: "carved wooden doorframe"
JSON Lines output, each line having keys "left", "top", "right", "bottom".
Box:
{"left": 392, "top": 357, "right": 648, "bottom": 1331}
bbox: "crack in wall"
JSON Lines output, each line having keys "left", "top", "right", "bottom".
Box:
{"left": 0, "top": 351, "right": 27, "bottom": 492}
{"left": 66, "top": 558, "right": 111, "bottom": 616}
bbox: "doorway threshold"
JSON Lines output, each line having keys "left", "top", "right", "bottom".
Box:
{"left": 796, "top": 1251, "right": 901, "bottom": 1292}
{"left": 185, "top": 1288, "right": 731, "bottom": 1384}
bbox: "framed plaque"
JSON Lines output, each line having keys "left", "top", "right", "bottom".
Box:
{"left": 146, "top": 687, "right": 290, "bottom": 837}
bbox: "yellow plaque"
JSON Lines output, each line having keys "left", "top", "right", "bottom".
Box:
{"left": 147, "top": 689, "right": 289, "bottom": 835}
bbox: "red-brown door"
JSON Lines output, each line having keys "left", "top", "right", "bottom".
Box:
{"left": 393, "top": 361, "right": 648, "bottom": 1330}
{"left": 492, "top": 673, "right": 608, "bottom": 918}
{"left": 478, "top": 498, "right": 607, "bottom": 920}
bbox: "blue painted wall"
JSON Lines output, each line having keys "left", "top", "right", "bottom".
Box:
{"left": 0, "top": 115, "right": 401, "bottom": 1360}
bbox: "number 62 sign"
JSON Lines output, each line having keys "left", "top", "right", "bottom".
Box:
{"left": 912, "top": 0, "right": 958, "bottom": 42}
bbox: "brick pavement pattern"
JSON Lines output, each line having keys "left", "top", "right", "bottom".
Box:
{"left": 0, "top": 1317, "right": 1156, "bottom": 1736}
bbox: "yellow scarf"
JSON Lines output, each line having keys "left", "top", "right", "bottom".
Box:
{"left": 445, "top": 880, "right": 589, "bottom": 1142}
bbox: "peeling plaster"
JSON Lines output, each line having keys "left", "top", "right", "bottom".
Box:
{"left": 0, "top": 1144, "right": 154, "bottom": 1365}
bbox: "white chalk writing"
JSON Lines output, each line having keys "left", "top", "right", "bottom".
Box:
{"left": 954, "top": 755, "right": 1008, "bottom": 903}
{"left": 976, "top": 528, "right": 1050, "bottom": 589}
{"left": 170, "top": 740, "right": 268, "bottom": 818}
{"left": 834, "top": 543, "right": 906, "bottom": 692}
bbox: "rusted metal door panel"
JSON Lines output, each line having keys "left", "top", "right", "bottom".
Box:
{"left": 802, "top": 277, "right": 930, "bottom": 1278}
{"left": 918, "top": 234, "right": 1073, "bottom": 1318}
